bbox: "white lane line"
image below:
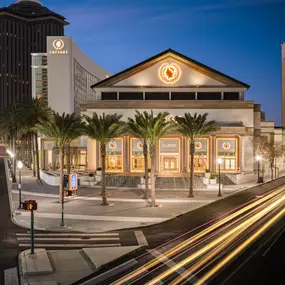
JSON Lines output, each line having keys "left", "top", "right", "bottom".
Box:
{"left": 4, "top": 267, "right": 19, "bottom": 285}
{"left": 17, "top": 237, "right": 120, "bottom": 241}
{"left": 16, "top": 212, "right": 168, "bottom": 223}
{"left": 81, "top": 259, "right": 139, "bottom": 285}
{"left": 12, "top": 190, "right": 214, "bottom": 204}
{"left": 149, "top": 249, "right": 205, "bottom": 284}
{"left": 262, "top": 227, "right": 285, "bottom": 256}
{"left": 134, "top": 231, "right": 148, "bottom": 246}
{"left": 18, "top": 243, "right": 121, "bottom": 248}
{"left": 16, "top": 232, "right": 118, "bottom": 237}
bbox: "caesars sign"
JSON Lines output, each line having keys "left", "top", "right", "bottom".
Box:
{"left": 49, "top": 39, "right": 68, "bottom": 55}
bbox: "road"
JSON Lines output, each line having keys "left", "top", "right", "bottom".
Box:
{"left": 74, "top": 179, "right": 285, "bottom": 285}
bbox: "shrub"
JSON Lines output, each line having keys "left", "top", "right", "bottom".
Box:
{"left": 88, "top": 173, "right": 94, "bottom": 177}
{"left": 205, "top": 169, "right": 210, "bottom": 173}
{"left": 209, "top": 174, "right": 216, "bottom": 179}
{"left": 96, "top": 167, "right": 102, "bottom": 171}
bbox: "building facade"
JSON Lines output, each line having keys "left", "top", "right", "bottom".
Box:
{"left": 78, "top": 49, "right": 283, "bottom": 183}
{"left": 0, "top": 0, "right": 67, "bottom": 110}
{"left": 36, "top": 36, "right": 111, "bottom": 171}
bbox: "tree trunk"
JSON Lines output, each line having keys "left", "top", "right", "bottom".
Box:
{"left": 34, "top": 133, "right": 42, "bottom": 184}
{"left": 12, "top": 135, "right": 16, "bottom": 183}
{"left": 189, "top": 141, "right": 195, "bottom": 198}
{"left": 32, "top": 137, "right": 36, "bottom": 177}
{"left": 100, "top": 143, "right": 109, "bottom": 206}
{"left": 270, "top": 161, "right": 274, "bottom": 181}
{"left": 28, "top": 133, "right": 33, "bottom": 169}
{"left": 67, "top": 144, "right": 71, "bottom": 174}
{"left": 150, "top": 144, "right": 156, "bottom": 207}
{"left": 59, "top": 147, "right": 64, "bottom": 202}
{"left": 143, "top": 140, "right": 149, "bottom": 199}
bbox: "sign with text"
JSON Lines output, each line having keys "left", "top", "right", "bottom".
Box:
{"left": 47, "top": 37, "right": 70, "bottom": 55}
{"left": 160, "top": 139, "right": 179, "bottom": 153}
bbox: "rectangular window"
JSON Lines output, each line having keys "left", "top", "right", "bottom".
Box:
{"left": 197, "top": 92, "right": 221, "bottom": 100}
{"left": 101, "top": 92, "right": 117, "bottom": 100}
{"left": 223, "top": 92, "right": 240, "bottom": 100}
{"left": 119, "top": 92, "right": 143, "bottom": 100}
{"left": 130, "top": 138, "right": 150, "bottom": 172}
{"left": 105, "top": 138, "right": 123, "bottom": 172}
{"left": 216, "top": 138, "right": 238, "bottom": 172}
{"left": 145, "top": 92, "right": 169, "bottom": 100}
{"left": 159, "top": 138, "right": 181, "bottom": 172}
{"left": 171, "top": 92, "right": 195, "bottom": 100}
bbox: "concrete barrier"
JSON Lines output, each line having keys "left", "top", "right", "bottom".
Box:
{"left": 40, "top": 170, "right": 60, "bottom": 186}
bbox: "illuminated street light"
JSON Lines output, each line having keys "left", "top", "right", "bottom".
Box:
{"left": 7, "top": 149, "right": 14, "bottom": 158}
{"left": 217, "top": 158, "right": 223, "bottom": 197}
{"left": 17, "top": 160, "right": 23, "bottom": 209}
{"left": 256, "top": 155, "right": 263, "bottom": 183}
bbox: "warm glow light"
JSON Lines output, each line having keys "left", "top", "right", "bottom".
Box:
{"left": 159, "top": 63, "right": 181, "bottom": 84}
{"left": 256, "top": 155, "right": 261, "bottom": 161}
{"left": 7, "top": 149, "right": 14, "bottom": 158}
{"left": 217, "top": 158, "right": 223, "bottom": 164}
{"left": 17, "top": 161, "right": 23, "bottom": 169}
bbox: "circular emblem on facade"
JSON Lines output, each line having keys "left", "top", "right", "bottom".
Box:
{"left": 195, "top": 142, "right": 202, "bottom": 150}
{"left": 137, "top": 142, "right": 143, "bottom": 149}
{"left": 222, "top": 142, "right": 231, "bottom": 150}
{"left": 109, "top": 141, "right": 117, "bottom": 150}
{"left": 53, "top": 39, "right": 65, "bottom": 50}
{"left": 159, "top": 63, "right": 181, "bottom": 84}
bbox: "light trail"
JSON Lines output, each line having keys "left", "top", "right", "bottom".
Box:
{"left": 195, "top": 204, "right": 285, "bottom": 285}
{"left": 147, "top": 190, "right": 285, "bottom": 285}
{"left": 111, "top": 186, "right": 285, "bottom": 285}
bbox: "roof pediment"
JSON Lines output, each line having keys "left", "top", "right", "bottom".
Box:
{"left": 91, "top": 49, "right": 250, "bottom": 89}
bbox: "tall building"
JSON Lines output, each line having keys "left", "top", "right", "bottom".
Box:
{"left": 0, "top": 0, "right": 68, "bottom": 111}
{"left": 282, "top": 43, "right": 285, "bottom": 127}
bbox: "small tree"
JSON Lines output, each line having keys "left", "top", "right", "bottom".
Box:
{"left": 175, "top": 113, "right": 219, "bottom": 198}
{"left": 83, "top": 113, "right": 125, "bottom": 206}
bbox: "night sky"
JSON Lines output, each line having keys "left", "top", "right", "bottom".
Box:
{"left": 3, "top": 0, "right": 285, "bottom": 124}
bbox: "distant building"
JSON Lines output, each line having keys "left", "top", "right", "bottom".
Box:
{"left": 31, "top": 36, "right": 111, "bottom": 114}
{"left": 0, "top": 0, "right": 68, "bottom": 111}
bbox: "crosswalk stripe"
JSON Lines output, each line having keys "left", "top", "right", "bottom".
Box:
{"left": 17, "top": 237, "right": 120, "bottom": 241}
{"left": 16, "top": 232, "right": 119, "bottom": 237}
{"left": 18, "top": 243, "right": 121, "bottom": 248}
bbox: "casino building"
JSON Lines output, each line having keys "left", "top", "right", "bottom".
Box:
{"left": 78, "top": 48, "right": 283, "bottom": 183}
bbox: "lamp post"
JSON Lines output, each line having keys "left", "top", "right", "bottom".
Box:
{"left": 256, "top": 155, "right": 263, "bottom": 183}
{"left": 217, "top": 158, "right": 223, "bottom": 197}
{"left": 17, "top": 160, "right": 23, "bottom": 209}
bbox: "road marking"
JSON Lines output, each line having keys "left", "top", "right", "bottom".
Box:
{"left": 17, "top": 237, "right": 120, "bottom": 241}
{"left": 148, "top": 249, "right": 205, "bottom": 284}
{"left": 134, "top": 231, "right": 148, "bottom": 246}
{"left": 80, "top": 259, "right": 139, "bottom": 285}
{"left": 262, "top": 227, "right": 285, "bottom": 256}
{"left": 16, "top": 232, "right": 118, "bottom": 237}
{"left": 4, "top": 267, "right": 19, "bottom": 285}
{"left": 16, "top": 211, "right": 168, "bottom": 223}
{"left": 18, "top": 243, "right": 121, "bottom": 248}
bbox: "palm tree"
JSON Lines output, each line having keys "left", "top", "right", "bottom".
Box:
{"left": 0, "top": 104, "right": 22, "bottom": 182}
{"left": 36, "top": 112, "right": 84, "bottom": 200}
{"left": 175, "top": 113, "right": 219, "bottom": 198}
{"left": 20, "top": 99, "right": 52, "bottom": 184}
{"left": 126, "top": 111, "right": 150, "bottom": 199}
{"left": 143, "top": 111, "right": 174, "bottom": 207}
{"left": 83, "top": 113, "right": 125, "bottom": 206}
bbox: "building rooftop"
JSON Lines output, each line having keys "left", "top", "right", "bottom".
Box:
{"left": 0, "top": 0, "right": 68, "bottom": 23}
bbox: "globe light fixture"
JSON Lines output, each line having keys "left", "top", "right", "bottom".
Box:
{"left": 17, "top": 160, "right": 23, "bottom": 209}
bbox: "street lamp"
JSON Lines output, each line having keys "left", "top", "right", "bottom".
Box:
{"left": 17, "top": 160, "right": 23, "bottom": 209}
{"left": 256, "top": 155, "right": 263, "bottom": 183}
{"left": 217, "top": 158, "right": 223, "bottom": 197}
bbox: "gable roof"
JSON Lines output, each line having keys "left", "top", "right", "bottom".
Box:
{"left": 91, "top": 48, "right": 250, "bottom": 89}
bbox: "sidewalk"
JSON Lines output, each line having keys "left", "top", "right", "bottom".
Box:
{"left": 10, "top": 166, "right": 280, "bottom": 233}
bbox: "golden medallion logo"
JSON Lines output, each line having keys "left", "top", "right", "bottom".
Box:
{"left": 159, "top": 63, "right": 181, "bottom": 84}
{"left": 109, "top": 141, "right": 117, "bottom": 150}
{"left": 222, "top": 142, "right": 231, "bottom": 150}
{"left": 195, "top": 141, "right": 202, "bottom": 150}
{"left": 137, "top": 142, "right": 143, "bottom": 149}
{"left": 53, "top": 39, "right": 64, "bottom": 50}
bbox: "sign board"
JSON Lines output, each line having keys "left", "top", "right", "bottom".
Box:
{"left": 160, "top": 139, "right": 179, "bottom": 153}
{"left": 47, "top": 37, "right": 70, "bottom": 55}
{"left": 43, "top": 141, "right": 54, "bottom": 150}
{"left": 69, "top": 174, "right": 78, "bottom": 190}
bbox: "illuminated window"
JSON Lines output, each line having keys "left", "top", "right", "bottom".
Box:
{"left": 216, "top": 138, "right": 238, "bottom": 172}
{"left": 130, "top": 138, "right": 150, "bottom": 172}
{"left": 105, "top": 138, "right": 123, "bottom": 172}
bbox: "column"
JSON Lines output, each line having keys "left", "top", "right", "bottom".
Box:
{"left": 211, "top": 136, "right": 216, "bottom": 173}
{"left": 123, "top": 136, "right": 129, "bottom": 173}
{"left": 96, "top": 141, "right": 100, "bottom": 168}
{"left": 182, "top": 137, "right": 187, "bottom": 172}
{"left": 156, "top": 140, "right": 160, "bottom": 173}
{"left": 239, "top": 136, "right": 244, "bottom": 173}
{"left": 87, "top": 138, "right": 96, "bottom": 171}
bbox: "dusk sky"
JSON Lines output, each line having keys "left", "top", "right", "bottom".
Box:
{"left": 3, "top": 0, "right": 285, "bottom": 124}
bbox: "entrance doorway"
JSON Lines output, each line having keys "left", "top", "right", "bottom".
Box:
{"left": 194, "top": 156, "right": 207, "bottom": 172}
{"left": 161, "top": 156, "right": 179, "bottom": 172}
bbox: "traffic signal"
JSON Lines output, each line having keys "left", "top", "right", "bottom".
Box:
{"left": 63, "top": 174, "right": 69, "bottom": 190}
{"left": 65, "top": 190, "right": 72, "bottom": 197}
{"left": 23, "top": 200, "right": 37, "bottom": 211}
